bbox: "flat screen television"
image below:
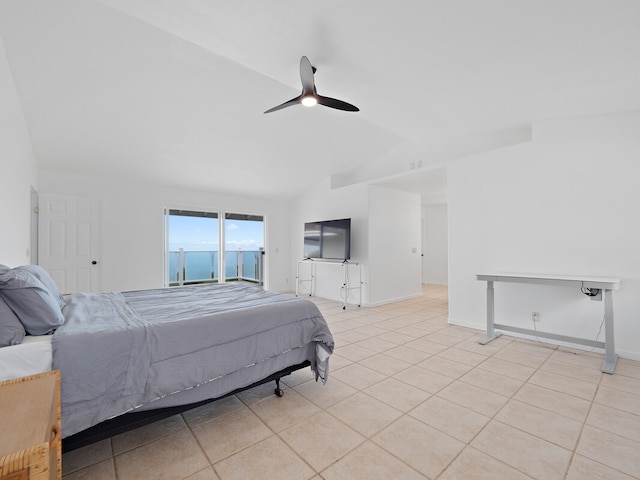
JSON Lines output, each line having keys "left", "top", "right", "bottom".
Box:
{"left": 303, "top": 218, "right": 351, "bottom": 261}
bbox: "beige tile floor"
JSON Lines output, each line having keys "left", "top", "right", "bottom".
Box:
{"left": 61, "top": 285, "right": 640, "bottom": 480}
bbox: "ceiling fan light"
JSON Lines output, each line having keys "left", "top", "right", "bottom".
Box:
{"left": 301, "top": 96, "right": 317, "bottom": 107}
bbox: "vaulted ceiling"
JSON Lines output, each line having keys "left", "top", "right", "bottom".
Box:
{"left": 1, "top": 0, "right": 638, "bottom": 201}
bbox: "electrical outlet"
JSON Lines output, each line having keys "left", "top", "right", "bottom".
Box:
{"left": 532, "top": 312, "right": 540, "bottom": 322}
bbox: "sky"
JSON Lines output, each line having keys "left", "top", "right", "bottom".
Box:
{"left": 168, "top": 214, "right": 264, "bottom": 252}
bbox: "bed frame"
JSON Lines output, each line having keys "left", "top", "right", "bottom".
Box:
{"left": 62, "top": 360, "right": 310, "bottom": 453}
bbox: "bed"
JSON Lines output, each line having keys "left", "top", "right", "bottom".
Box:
{"left": 0, "top": 265, "right": 334, "bottom": 452}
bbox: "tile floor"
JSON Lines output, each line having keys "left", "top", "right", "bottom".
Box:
{"left": 61, "top": 285, "right": 640, "bottom": 480}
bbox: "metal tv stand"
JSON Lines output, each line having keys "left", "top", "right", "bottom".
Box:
{"left": 296, "top": 259, "right": 362, "bottom": 309}
{"left": 477, "top": 273, "right": 621, "bottom": 374}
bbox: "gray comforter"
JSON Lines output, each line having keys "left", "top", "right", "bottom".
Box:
{"left": 52, "top": 283, "right": 334, "bottom": 437}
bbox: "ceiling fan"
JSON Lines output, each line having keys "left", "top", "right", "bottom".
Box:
{"left": 264, "top": 56, "right": 359, "bottom": 114}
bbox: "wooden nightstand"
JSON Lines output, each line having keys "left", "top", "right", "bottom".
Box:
{"left": 0, "top": 371, "right": 61, "bottom": 480}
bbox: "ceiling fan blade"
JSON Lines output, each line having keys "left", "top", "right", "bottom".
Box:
{"left": 264, "top": 57, "right": 358, "bottom": 114}
{"left": 264, "top": 95, "right": 303, "bottom": 114}
{"left": 299, "top": 56, "right": 315, "bottom": 95}
{"left": 317, "top": 95, "right": 359, "bottom": 112}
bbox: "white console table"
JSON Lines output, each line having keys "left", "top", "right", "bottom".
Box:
{"left": 477, "top": 273, "right": 621, "bottom": 374}
{"left": 296, "top": 259, "right": 362, "bottom": 309}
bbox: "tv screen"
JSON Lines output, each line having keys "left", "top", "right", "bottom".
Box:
{"left": 304, "top": 218, "right": 351, "bottom": 261}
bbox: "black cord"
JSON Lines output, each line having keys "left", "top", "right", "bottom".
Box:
{"left": 581, "top": 287, "right": 600, "bottom": 297}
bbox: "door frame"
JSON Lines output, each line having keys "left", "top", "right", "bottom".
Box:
{"left": 164, "top": 207, "right": 267, "bottom": 289}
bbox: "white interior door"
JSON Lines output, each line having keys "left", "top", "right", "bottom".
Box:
{"left": 38, "top": 194, "right": 100, "bottom": 293}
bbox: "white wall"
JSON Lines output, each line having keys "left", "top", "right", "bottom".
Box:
{"left": 422, "top": 204, "right": 448, "bottom": 285}
{"left": 38, "top": 171, "right": 292, "bottom": 293}
{"left": 290, "top": 179, "right": 422, "bottom": 307}
{"left": 448, "top": 111, "right": 640, "bottom": 360}
{"left": 0, "top": 36, "right": 37, "bottom": 266}
{"left": 368, "top": 185, "right": 422, "bottom": 305}
{"left": 290, "top": 178, "right": 369, "bottom": 305}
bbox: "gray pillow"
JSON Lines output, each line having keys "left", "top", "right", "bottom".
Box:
{"left": 0, "top": 296, "right": 26, "bottom": 347}
{"left": 15, "top": 265, "right": 65, "bottom": 310}
{"left": 0, "top": 264, "right": 10, "bottom": 273}
{"left": 0, "top": 269, "right": 65, "bottom": 335}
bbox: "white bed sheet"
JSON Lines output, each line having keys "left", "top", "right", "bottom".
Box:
{"left": 0, "top": 335, "right": 53, "bottom": 381}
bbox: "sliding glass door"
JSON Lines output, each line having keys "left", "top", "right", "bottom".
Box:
{"left": 165, "top": 209, "right": 264, "bottom": 287}
{"left": 166, "top": 210, "right": 219, "bottom": 286}
{"left": 223, "top": 213, "right": 264, "bottom": 284}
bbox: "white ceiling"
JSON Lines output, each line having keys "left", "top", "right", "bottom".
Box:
{"left": 1, "top": 0, "right": 639, "bottom": 201}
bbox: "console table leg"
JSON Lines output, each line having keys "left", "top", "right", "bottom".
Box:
{"left": 601, "top": 289, "right": 617, "bottom": 374}
{"left": 479, "top": 281, "right": 502, "bottom": 344}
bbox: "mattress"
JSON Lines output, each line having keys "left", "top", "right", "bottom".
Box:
{"left": 0, "top": 335, "right": 53, "bottom": 381}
